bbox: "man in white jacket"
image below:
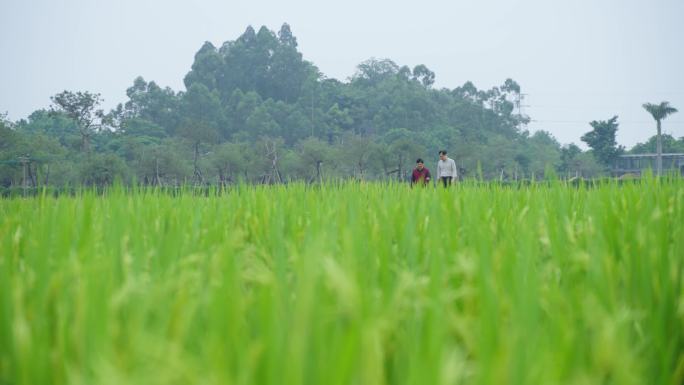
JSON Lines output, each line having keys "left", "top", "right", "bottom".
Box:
{"left": 437, "top": 150, "right": 457, "bottom": 187}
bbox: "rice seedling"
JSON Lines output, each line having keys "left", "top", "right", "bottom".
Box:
{"left": 1, "top": 178, "right": 682, "bottom": 384}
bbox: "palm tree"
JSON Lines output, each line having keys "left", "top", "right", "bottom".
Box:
{"left": 642, "top": 101, "right": 678, "bottom": 175}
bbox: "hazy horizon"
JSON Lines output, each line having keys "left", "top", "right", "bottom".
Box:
{"left": 2, "top": 0, "right": 683, "bottom": 148}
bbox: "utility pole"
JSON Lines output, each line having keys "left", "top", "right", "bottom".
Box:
{"left": 263, "top": 139, "right": 283, "bottom": 184}
{"left": 515, "top": 93, "right": 530, "bottom": 128}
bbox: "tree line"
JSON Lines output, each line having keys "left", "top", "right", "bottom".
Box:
{"left": 1, "top": 24, "right": 681, "bottom": 189}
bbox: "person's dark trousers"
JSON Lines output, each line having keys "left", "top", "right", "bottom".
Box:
{"left": 440, "top": 176, "right": 452, "bottom": 187}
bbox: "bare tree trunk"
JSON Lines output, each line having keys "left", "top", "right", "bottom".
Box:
{"left": 219, "top": 165, "right": 226, "bottom": 187}
{"left": 81, "top": 130, "right": 91, "bottom": 153}
{"left": 155, "top": 156, "right": 161, "bottom": 186}
{"left": 397, "top": 155, "right": 403, "bottom": 182}
{"left": 316, "top": 160, "right": 323, "bottom": 184}
{"left": 275, "top": 168, "right": 283, "bottom": 184}
{"left": 193, "top": 141, "right": 203, "bottom": 185}
{"left": 20, "top": 156, "right": 28, "bottom": 197}
{"left": 44, "top": 164, "right": 50, "bottom": 186}
{"left": 656, "top": 120, "right": 663, "bottom": 176}
{"left": 27, "top": 162, "right": 36, "bottom": 187}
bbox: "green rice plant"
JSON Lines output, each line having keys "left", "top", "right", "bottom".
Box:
{"left": 0, "top": 177, "right": 682, "bottom": 384}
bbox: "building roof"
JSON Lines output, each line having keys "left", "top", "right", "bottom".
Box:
{"left": 618, "top": 153, "right": 684, "bottom": 158}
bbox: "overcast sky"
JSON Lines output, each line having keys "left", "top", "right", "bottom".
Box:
{"left": 1, "top": 0, "right": 683, "bottom": 147}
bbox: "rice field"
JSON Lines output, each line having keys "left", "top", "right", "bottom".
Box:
{"left": 1, "top": 179, "right": 683, "bottom": 385}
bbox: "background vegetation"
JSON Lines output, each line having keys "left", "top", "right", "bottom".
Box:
{"left": 6, "top": 24, "right": 678, "bottom": 189}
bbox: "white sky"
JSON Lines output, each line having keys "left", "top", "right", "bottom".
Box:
{"left": 1, "top": 0, "right": 683, "bottom": 148}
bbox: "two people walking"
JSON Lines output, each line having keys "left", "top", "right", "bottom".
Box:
{"left": 410, "top": 150, "right": 457, "bottom": 187}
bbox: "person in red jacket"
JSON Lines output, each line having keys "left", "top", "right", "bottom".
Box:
{"left": 411, "top": 158, "right": 431, "bottom": 186}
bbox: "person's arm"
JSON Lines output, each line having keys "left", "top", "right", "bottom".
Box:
{"left": 451, "top": 159, "right": 457, "bottom": 181}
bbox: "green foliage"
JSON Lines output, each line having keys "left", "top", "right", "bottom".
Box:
{"left": 641, "top": 101, "right": 679, "bottom": 175}
{"left": 50, "top": 90, "right": 104, "bottom": 152}
{"left": 184, "top": 24, "right": 316, "bottom": 104}
{"left": 297, "top": 136, "right": 333, "bottom": 181}
{"left": 1, "top": 180, "right": 683, "bottom": 384}
{"left": 79, "top": 153, "right": 129, "bottom": 185}
{"left": 335, "top": 133, "right": 379, "bottom": 179}
{"left": 178, "top": 83, "right": 225, "bottom": 144}
{"left": 581, "top": 116, "right": 623, "bottom": 168}
{"left": 1, "top": 24, "right": 609, "bottom": 187}
{"left": 559, "top": 143, "right": 582, "bottom": 177}
{"left": 630, "top": 134, "right": 684, "bottom": 154}
{"left": 642, "top": 101, "right": 678, "bottom": 123}
{"left": 16, "top": 110, "right": 81, "bottom": 149}
{"left": 122, "top": 77, "right": 180, "bottom": 134}
{"left": 208, "top": 142, "right": 248, "bottom": 184}
{"left": 383, "top": 128, "right": 426, "bottom": 180}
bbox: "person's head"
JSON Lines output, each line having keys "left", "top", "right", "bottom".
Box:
{"left": 416, "top": 158, "right": 424, "bottom": 170}
{"left": 439, "top": 150, "right": 447, "bottom": 161}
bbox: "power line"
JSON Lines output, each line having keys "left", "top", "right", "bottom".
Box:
{"left": 525, "top": 90, "right": 684, "bottom": 96}
{"left": 530, "top": 119, "right": 684, "bottom": 125}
